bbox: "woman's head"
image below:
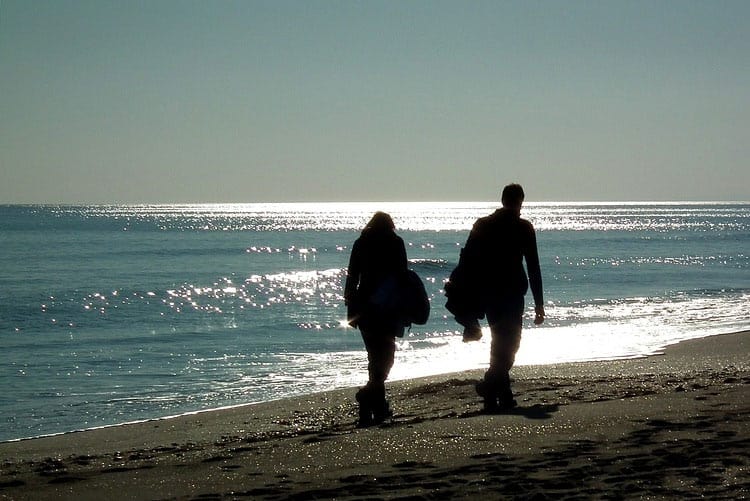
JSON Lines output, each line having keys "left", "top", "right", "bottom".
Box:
{"left": 362, "top": 211, "right": 395, "bottom": 235}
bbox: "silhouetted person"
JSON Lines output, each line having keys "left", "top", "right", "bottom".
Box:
{"left": 345, "top": 212, "right": 408, "bottom": 426}
{"left": 456, "top": 184, "right": 545, "bottom": 411}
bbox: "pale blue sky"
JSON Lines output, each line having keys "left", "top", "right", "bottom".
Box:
{"left": 1, "top": 0, "right": 748, "bottom": 203}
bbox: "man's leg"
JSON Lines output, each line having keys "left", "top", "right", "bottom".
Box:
{"left": 483, "top": 299, "right": 524, "bottom": 410}
{"left": 488, "top": 326, "right": 521, "bottom": 406}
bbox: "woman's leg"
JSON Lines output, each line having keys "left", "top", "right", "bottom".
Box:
{"left": 358, "top": 327, "right": 397, "bottom": 425}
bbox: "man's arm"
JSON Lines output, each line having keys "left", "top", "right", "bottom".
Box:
{"left": 524, "top": 223, "right": 545, "bottom": 325}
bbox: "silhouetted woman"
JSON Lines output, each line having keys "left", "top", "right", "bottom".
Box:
{"left": 345, "top": 211, "right": 408, "bottom": 426}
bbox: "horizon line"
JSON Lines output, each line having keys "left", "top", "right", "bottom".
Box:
{"left": 2, "top": 200, "right": 749, "bottom": 207}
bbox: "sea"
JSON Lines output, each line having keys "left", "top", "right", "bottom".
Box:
{"left": 1, "top": 202, "right": 748, "bottom": 442}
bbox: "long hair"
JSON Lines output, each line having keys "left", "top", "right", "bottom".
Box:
{"left": 361, "top": 211, "right": 395, "bottom": 236}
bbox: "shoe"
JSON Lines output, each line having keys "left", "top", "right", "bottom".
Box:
{"left": 497, "top": 398, "right": 517, "bottom": 411}
{"left": 355, "top": 388, "right": 374, "bottom": 427}
{"left": 478, "top": 380, "right": 518, "bottom": 413}
{"left": 498, "top": 388, "right": 516, "bottom": 411}
{"left": 356, "top": 404, "right": 374, "bottom": 427}
{"left": 476, "top": 381, "right": 497, "bottom": 412}
{"left": 482, "top": 396, "right": 498, "bottom": 413}
{"left": 356, "top": 386, "right": 393, "bottom": 427}
{"left": 372, "top": 401, "right": 393, "bottom": 424}
{"left": 357, "top": 412, "right": 374, "bottom": 428}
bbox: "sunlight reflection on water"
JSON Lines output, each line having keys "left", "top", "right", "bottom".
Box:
{"left": 3, "top": 202, "right": 748, "bottom": 441}
{"left": 72, "top": 201, "right": 750, "bottom": 232}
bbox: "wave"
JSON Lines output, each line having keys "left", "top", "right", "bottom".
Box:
{"left": 409, "top": 258, "right": 451, "bottom": 272}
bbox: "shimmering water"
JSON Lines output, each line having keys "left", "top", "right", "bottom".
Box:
{"left": 1, "top": 202, "right": 748, "bottom": 441}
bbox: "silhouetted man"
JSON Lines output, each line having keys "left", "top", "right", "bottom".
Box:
{"left": 455, "top": 183, "right": 545, "bottom": 411}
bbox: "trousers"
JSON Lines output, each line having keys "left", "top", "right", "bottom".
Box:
{"left": 483, "top": 296, "right": 524, "bottom": 397}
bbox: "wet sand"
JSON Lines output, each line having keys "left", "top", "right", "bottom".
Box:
{"left": 1, "top": 331, "right": 748, "bottom": 500}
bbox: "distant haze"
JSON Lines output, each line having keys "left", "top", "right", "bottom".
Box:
{"left": 1, "top": 1, "right": 748, "bottom": 203}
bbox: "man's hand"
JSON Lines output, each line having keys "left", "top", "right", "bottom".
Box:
{"left": 534, "top": 305, "right": 545, "bottom": 325}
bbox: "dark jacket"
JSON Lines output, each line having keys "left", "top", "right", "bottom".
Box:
{"left": 344, "top": 230, "right": 408, "bottom": 328}
{"left": 459, "top": 208, "right": 543, "bottom": 309}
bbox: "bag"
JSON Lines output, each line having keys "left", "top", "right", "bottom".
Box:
{"left": 444, "top": 248, "right": 485, "bottom": 323}
{"left": 353, "top": 270, "right": 429, "bottom": 332}
{"left": 400, "top": 269, "right": 430, "bottom": 326}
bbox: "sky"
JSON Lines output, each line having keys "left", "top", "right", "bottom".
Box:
{"left": 1, "top": 0, "right": 748, "bottom": 203}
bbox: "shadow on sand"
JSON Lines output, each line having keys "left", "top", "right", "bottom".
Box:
{"left": 238, "top": 404, "right": 748, "bottom": 500}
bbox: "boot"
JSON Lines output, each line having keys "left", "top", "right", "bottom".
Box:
{"left": 372, "top": 398, "right": 393, "bottom": 424}
{"left": 355, "top": 387, "right": 374, "bottom": 427}
{"left": 369, "top": 382, "right": 392, "bottom": 424}
{"left": 476, "top": 380, "right": 498, "bottom": 413}
{"left": 357, "top": 383, "right": 392, "bottom": 426}
{"left": 478, "top": 372, "right": 517, "bottom": 413}
{"left": 497, "top": 387, "right": 517, "bottom": 411}
{"left": 497, "top": 373, "right": 517, "bottom": 411}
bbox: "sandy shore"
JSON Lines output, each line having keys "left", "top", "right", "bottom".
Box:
{"left": 1, "top": 331, "right": 748, "bottom": 500}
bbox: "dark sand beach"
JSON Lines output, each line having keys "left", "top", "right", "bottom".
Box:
{"left": 1, "top": 331, "right": 748, "bottom": 500}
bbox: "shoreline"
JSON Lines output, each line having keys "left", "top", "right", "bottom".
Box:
{"left": 4, "top": 327, "right": 739, "bottom": 446}
{"left": 1, "top": 330, "right": 748, "bottom": 499}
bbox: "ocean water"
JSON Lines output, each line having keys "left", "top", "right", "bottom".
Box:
{"left": 1, "top": 202, "right": 748, "bottom": 442}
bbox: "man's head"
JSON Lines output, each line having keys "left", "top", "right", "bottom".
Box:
{"left": 501, "top": 183, "right": 525, "bottom": 212}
